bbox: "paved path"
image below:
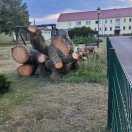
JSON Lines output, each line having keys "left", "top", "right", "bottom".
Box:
{"left": 110, "top": 36, "right": 132, "bottom": 81}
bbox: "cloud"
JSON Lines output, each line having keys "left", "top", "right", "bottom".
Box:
{"left": 29, "top": 9, "right": 80, "bottom": 25}
{"left": 116, "top": 0, "right": 132, "bottom": 2}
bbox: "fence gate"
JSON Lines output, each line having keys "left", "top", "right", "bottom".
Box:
{"left": 107, "top": 36, "right": 132, "bottom": 132}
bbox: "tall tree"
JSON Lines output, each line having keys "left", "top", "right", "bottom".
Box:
{"left": 0, "top": 0, "right": 29, "bottom": 34}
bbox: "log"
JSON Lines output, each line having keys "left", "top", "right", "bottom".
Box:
{"left": 72, "top": 52, "right": 80, "bottom": 60}
{"left": 48, "top": 45, "right": 64, "bottom": 69}
{"left": 12, "top": 45, "right": 29, "bottom": 64}
{"left": 27, "top": 25, "right": 38, "bottom": 33}
{"left": 35, "top": 63, "right": 49, "bottom": 76}
{"left": 17, "top": 64, "right": 37, "bottom": 77}
{"left": 52, "top": 36, "right": 70, "bottom": 56}
{"left": 28, "top": 26, "right": 48, "bottom": 55}
{"left": 48, "top": 36, "right": 74, "bottom": 70}
{"left": 12, "top": 45, "right": 47, "bottom": 64}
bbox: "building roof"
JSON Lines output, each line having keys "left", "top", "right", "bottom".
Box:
{"left": 58, "top": 7, "right": 132, "bottom": 22}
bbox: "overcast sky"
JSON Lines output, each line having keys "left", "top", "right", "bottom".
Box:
{"left": 23, "top": 0, "right": 132, "bottom": 24}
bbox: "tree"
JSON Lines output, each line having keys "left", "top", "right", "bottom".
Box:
{"left": 0, "top": 0, "right": 29, "bottom": 34}
{"left": 68, "top": 27, "right": 98, "bottom": 45}
{"left": 68, "top": 27, "right": 97, "bottom": 39}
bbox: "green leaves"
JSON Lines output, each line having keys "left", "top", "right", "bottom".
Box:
{"left": 68, "top": 27, "right": 97, "bottom": 45}
{"left": 0, "top": 0, "right": 29, "bottom": 34}
{"left": 72, "top": 36, "right": 97, "bottom": 45}
{"left": 68, "top": 27, "right": 97, "bottom": 39}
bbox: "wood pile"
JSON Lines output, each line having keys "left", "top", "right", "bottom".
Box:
{"left": 11, "top": 26, "right": 80, "bottom": 80}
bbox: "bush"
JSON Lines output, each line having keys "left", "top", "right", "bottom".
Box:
{"left": 0, "top": 75, "right": 10, "bottom": 94}
{"left": 68, "top": 27, "right": 97, "bottom": 39}
{"left": 68, "top": 27, "right": 97, "bottom": 45}
{"left": 72, "top": 36, "right": 97, "bottom": 45}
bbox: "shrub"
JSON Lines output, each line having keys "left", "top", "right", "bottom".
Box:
{"left": 72, "top": 36, "right": 97, "bottom": 45}
{"left": 68, "top": 27, "right": 97, "bottom": 45}
{"left": 0, "top": 75, "right": 10, "bottom": 94}
{"left": 68, "top": 27, "right": 97, "bottom": 39}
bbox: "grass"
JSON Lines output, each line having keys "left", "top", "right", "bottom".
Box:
{"left": 0, "top": 39, "right": 108, "bottom": 131}
{"left": 63, "top": 39, "right": 107, "bottom": 84}
{"left": 0, "top": 73, "right": 41, "bottom": 124}
{"left": 0, "top": 33, "right": 14, "bottom": 45}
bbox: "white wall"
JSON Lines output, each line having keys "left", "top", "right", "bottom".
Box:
{"left": 57, "top": 16, "right": 132, "bottom": 35}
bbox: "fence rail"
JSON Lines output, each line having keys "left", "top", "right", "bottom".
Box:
{"left": 107, "top": 37, "right": 132, "bottom": 132}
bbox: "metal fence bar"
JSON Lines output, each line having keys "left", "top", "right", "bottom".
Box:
{"left": 107, "top": 37, "right": 132, "bottom": 132}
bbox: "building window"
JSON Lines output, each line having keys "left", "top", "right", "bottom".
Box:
{"left": 123, "top": 26, "right": 125, "bottom": 30}
{"left": 105, "top": 27, "right": 107, "bottom": 31}
{"left": 95, "top": 20, "right": 98, "bottom": 24}
{"left": 76, "top": 21, "right": 81, "bottom": 26}
{"left": 105, "top": 20, "right": 107, "bottom": 24}
{"left": 129, "top": 26, "right": 131, "bottom": 30}
{"left": 124, "top": 18, "right": 126, "bottom": 22}
{"left": 95, "top": 28, "right": 97, "bottom": 31}
{"left": 86, "top": 20, "right": 91, "bottom": 25}
{"left": 129, "top": 18, "right": 132, "bottom": 22}
{"left": 116, "top": 18, "right": 120, "bottom": 22}
{"left": 110, "top": 27, "right": 112, "bottom": 31}
{"left": 110, "top": 20, "right": 112, "bottom": 23}
{"left": 100, "top": 28, "right": 101, "bottom": 31}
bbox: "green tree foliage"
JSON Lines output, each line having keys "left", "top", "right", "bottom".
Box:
{"left": 68, "top": 27, "right": 97, "bottom": 39}
{"left": 68, "top": 27, "right": 98, "bottom": 45}
{"left": 0, "top": 0, "right": 29, "bottom": 34}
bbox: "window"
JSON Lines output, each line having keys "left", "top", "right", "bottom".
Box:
{"left": 129, "top": 26, "right": 131, "bottom": 30}
{"left": 86, "top": 20, "right": 91, "bottom": 25}
{"left": 116, "top": 18, "right": 120, "bottom": 22}
{"left": 95, "top": 20, "right": 98, "bottom": 24}
{"left": 129, "top": 18, "right": 132, "bottom": 22}
{"left": 123, "top": 26, "right": 125, "bottom": 30}
{"left": 110, "top": 27, "right": 112, "bottom": 31}
{"left": 95, "top": 28, "right": 97, "bottom": 31}
{"left": 76, "top": 21, "right": 81, "bottom": 26}
{"left": 105, "top": 27, "right": 107, "bottom": 31}
{"left": 110, "top": 20, "right": 112, "bottom": 23}
{"left": 100, "top": 28, "right": 101, "bottom": 31}
{"left": 105, "top": 20, "right": 107, "bottom": 24}
{"left": 124, "top": 18, "right": 126, "bottom": 22}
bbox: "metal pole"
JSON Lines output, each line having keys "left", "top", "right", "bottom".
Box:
{"left": 97, "top": 13, "right": 100, "bottom": 48}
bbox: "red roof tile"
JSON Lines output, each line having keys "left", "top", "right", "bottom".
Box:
{"left": 58, "top": 7, "right": 132, "bottom": 22}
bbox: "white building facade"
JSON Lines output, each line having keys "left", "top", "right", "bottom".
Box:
{"left": 57, "top": 7, "right": 132, "bottom": 35}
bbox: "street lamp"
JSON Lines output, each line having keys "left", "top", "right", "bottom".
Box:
{"left": 97, "top": 7, "right": 101, "bottom": 48}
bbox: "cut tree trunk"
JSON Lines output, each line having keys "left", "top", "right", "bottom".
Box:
{"left": 12, "top": 45, "right": 29, "bottom": 64}
{"left": 17, "top": 64, "right": 37, "bottom": 77}
{"left": 30, "top": 31, "right": 48, "bottom": 55}
{"left": 48, "top": 45, "right": 64, "bottom": 69}
{"left": 52, "top": 37, "right": 70, "bottom": 56}
{"left": 12, "top": 45, "right": 47, "bottom": 64}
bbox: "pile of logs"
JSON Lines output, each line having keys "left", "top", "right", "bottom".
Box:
{"left": 12, "top": 26, "right": 80, "bottom": 80}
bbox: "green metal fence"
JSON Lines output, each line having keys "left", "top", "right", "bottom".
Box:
{"left": 107, "top": 38, "right": 132, "bottom": 132}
